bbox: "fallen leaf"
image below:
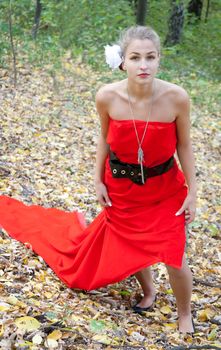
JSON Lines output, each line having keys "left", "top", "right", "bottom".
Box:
{"left": 47, "top": 329, "right": 62, "bottom": 340}
{"left": 92, "top": 334, "right": 111, "bottom": 345}
{"left": 15, "top": 316, "right": 41, "bottom": 331}
{"left": 6, "top": 296, "right": 18, "bottom": 305}
{"left": 90, "top": 319, "right": 106, "bottom": 333}
{"left": 208, "top": 327, "right": 218, "bottom": 341}
{"left": 160, "top": 305, "right": 172, "bottom": 315}
{"left": 0, "top": 302, "right": 11, "bottom": 312}
{"left": 164, "top": 323, "right": 177, "bottom": 330}
{"left": 32, "top": 334, "right": 43, "bottom": 345}
{"left": 45, "top": 339, "right": 58, "bottom": 348}
{"left": 198, "top": 308, "right": 215, "bottom": 321}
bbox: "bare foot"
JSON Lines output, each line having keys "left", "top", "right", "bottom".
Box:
{"left": 179, "top": 314, "right": 195, "bottom": 333}
{"left": 136, "top": 293, "right": 156, "bottom": 308}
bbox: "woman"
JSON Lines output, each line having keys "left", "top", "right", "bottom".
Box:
{"left": 0, "top": 26, "right": 196, "bottom": 334}
{"left": 95, "top": 26, "right": 196, "bottom": 333}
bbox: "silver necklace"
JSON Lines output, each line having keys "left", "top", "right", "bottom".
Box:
{"left": 127, "top": 83, "right": 154, "bottom": 184}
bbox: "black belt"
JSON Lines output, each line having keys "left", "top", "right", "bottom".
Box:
{"left": 109, "top": 151, "right": 174, "bottom": 185}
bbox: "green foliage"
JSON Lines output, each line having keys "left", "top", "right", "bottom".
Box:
{"left": 142, "top": 0, "right": 221, "bottom": 80}
{"left": 53, "top": 0, "right": 134, "bottom": 69}
{"left": 0, "top": 0, "right": 220, "bottom": 90}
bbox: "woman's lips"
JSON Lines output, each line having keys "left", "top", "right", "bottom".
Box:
{"left": 138, "top": 73, "right": 150, "bottom": 78}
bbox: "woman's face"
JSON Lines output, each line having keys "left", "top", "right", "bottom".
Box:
{"left": 122, "top": 39, "right": 160, "bottom": 83}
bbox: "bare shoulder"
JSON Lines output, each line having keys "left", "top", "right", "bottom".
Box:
{"left": 157, "top": 79, "right": 189, "bottom": 102}
{"left": 96, "top": 81, "right": 124, "bottom": 105}
{"left": 95, "top": 80, "right": 125, "bottom": 126}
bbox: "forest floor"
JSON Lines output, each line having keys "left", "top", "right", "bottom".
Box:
{"left": 0, "top": 54, "right": 220, "bottom": 350}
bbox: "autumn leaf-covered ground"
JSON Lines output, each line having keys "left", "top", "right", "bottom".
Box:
{"left": 0, "top": 54, "right": 220, "bottom": 350}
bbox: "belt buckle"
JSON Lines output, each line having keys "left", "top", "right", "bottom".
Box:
{"left": 130, "top": 167, "right": 147, "bottom": 185}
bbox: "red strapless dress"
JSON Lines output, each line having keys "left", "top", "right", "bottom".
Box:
{"left": 0, "top": 119, "right": 187, "bottom": 290}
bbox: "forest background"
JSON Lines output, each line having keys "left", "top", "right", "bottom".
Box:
{"left": 0, "top": 0, "right": 220, "bottom": 349}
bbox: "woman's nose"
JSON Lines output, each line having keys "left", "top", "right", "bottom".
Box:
{"left": 140, "top": 59, "right": 148, "bottom": 70}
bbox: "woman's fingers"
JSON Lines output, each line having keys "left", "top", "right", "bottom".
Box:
{"left": 102, "top": 187, "right": 112, "bottom": 206}
{"left": 176, "top": 205, "right": 196, "bottom": 224}
{"left": 98, "top": 195, "right": 107, "bottom": 206}
{"left": 185, "top": 208, "right": 195, "bottom": 224}
{"left": 175, "top": 204, "right": 185, "bottom": 216}
{"left": 96, "top": 183, "right": 112, "bottom": 207}
{"left": 175, "top": 194, "right": 196, "bottom": 225}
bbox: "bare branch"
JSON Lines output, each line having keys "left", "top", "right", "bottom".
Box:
{"left": 32, "top": 0, "right": 42, "bottom": 39}
{"left": 8, "top": 0, "right": 17, "bottom": 87}
{"left": 205, "top": 0, "right": 210, "bottom": 22}
{"left": 194, "top": 278, "right": 221, "bottom": 289}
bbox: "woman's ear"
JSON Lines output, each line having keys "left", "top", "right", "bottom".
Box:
{"left": 121, "top": 60, "right": 126, "bottom": 71}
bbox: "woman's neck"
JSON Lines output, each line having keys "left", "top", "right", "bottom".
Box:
{"left": 127, "top": 78, "right": 156, "bottom": 101}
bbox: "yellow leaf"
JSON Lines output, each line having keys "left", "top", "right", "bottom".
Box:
{"left": 7, "top": 296, "right": 18, "bottom": 305}
{"left": 0, "top": 303, "right": 11, "bottom": 311}
{"left": 15, "top": 316, "right": 41, "bottom": 331}
{"left": 47, "top": 329, "right": 62, "bottom": 340}
{"left": 30, "top": 299, "right": 41, "bottom": 307}
{"left": 0, "top": 324, "right": 3, "bottom": 336}
{"left": 164, "top": 323, "right": 177, "bottom": 329}
{"left": 160, "top": 305, "right": 172, "bottom": 315}
{"left": 208, "top": 327, "right": 218, "bottom": 341}
{"left": 198, "top": 308, "right": 215, "bottom": 321}
{"left": 44, "top": 292, "right": 53, "bottom": 299}
{"left": 165, "top": 288, "right": 173, "bottom": 295}
{"left": 191, "top": 293, "right": 199, "bottom": 302}
{"left": 92, "top": 334, "right": 111, "bottom": 345}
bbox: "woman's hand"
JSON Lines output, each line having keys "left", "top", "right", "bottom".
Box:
{"left": 175, "top": 193, "right": 196, "bottom": 224}
{"left": 95, "top": 182, "right": 112, "bottom": 207}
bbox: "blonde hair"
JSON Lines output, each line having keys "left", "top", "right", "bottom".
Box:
{"left": 118, "top": 25, "right": 161, "bottom": 56}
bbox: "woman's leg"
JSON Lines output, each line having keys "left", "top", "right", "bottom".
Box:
{"left": 166, "top": 255, "right": 194, "bottom": 333}
{"left": 134, "top": 267, "right": 156, "bottom": 307}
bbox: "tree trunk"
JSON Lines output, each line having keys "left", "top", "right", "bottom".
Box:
{"left": 136, "top": 0, "right": 147, "bottom": 25}
{"left": 164, "top": 0, "right": 185, "bottom": 46}
{"left": 32, "top": 0, "right": 42, "bottom": 39}
{"left": 205, "top": 0, "right": 210, "bottom": 22}
{"left": 8, "top": 0, "right": 17, "bottom": 87}
{"left": 187, "top": 0, "right": 203, "bottom": 20}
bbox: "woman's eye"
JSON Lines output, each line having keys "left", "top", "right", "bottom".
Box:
{"left": 130, "top": 56, "right": 155, "bottom": 61}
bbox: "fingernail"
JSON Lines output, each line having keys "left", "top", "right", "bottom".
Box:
{"left": 175, "top": 212, "right": 179, "bottom": 216}
{"left": 108, "top": 202, "right": 112, "bottom": 206}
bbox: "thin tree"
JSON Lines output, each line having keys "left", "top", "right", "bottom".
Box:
{"left": 205, "top": 0, "right": 211, "bottom": 22}
{"left": 187, "top": 0, "right": 203, "bottom": 20}
{"left": 164, "top": 0, "right": 185, "bottom": 46}
{"left": 8, "top": 0, "right": 17, "bottom": 87}
{"left": 136, "top": 0, "right": 147, "bottom": 25}
{"left": 32, "top": 0, "right": 42, "bottom": 39}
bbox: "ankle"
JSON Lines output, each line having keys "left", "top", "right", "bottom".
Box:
{"left": 142, "top": 289, "right": 155, "bottom": 297}
{"left": 178, "top": 311, "right": 192, "bottom": 318}
{"left": 142, "top": 291, "right": 156, "bottom": 300}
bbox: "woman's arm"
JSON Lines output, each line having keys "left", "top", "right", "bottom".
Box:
{"left": 94, "top": 88, "right": 112, "bottom": 207}
{"left": 94, "top": 134, "right": 109, "bottom": 185}
{"left": 175, "top": 88, "right": 197, "bottom": 223}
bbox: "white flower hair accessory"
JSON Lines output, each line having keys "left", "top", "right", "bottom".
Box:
{"left": 104, "top": 44, "right": 123, "bottom": 70}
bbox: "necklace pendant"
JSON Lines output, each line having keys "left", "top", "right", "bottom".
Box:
{"left": 138, "top": 147, "right": 144, "bottom": 164}
{"left": 140, "top": 162, "right": 145, "bottom": 184}
{"left": 138, "top": 147, "right": 145, "bottom": 184}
